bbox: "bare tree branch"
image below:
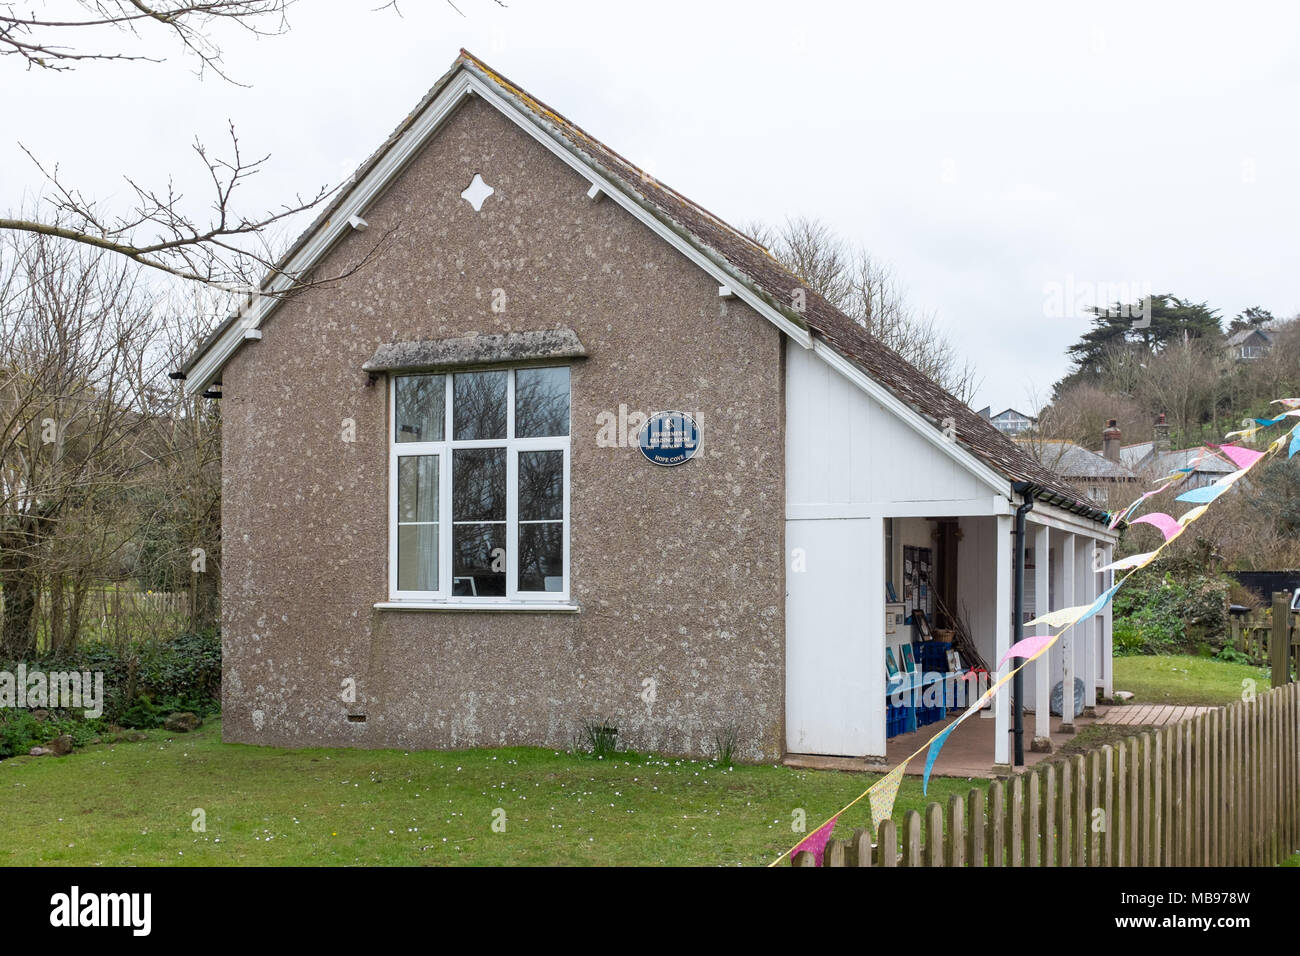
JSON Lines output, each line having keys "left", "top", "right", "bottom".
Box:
{"left": 0, "top": 1, "right": 292, "bottom": 81}
{"left": 4, "top": 125, "right": 394, "bottom": 295}
{"left": 750, "top": 215, "right": 983, "bottom": 403}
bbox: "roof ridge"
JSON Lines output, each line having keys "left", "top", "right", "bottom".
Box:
{"left": 456, "top": 48, "right": 774, "bottom": 258}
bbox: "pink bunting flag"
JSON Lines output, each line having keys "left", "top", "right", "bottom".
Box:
{"left": 1130, "top": 512, "right": 1181, "bottom": 541}
{"left": 1217, "top": 444, "right": 1266, "bottom": 471}
{"left": 998, "top": 633, "right": 1055, "bottom": 667}
{"left": 791, "top": 814, "right": 839, "bottom": 866}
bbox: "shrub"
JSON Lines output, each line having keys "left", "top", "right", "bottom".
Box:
{"left": 1111, "top": 566, "right": 1231, "bottom": 654}
{"left": 0, "top": 628, "right": 220, "bottom": 757}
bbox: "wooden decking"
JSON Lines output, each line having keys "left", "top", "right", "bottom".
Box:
{"left": 1097, "top": 703, "right": 1214, "bottom": 727}
{"left": 787, "top": 702, "right": 1216, "bottom": 778}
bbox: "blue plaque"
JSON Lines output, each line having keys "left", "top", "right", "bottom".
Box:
{"left": 638, "top": 411, "right": 701, "bottom": 466}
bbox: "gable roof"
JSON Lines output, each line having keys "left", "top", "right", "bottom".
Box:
{"left": 1118, "top": 441, "right": 1154, "bottom": 468}
{"left": 990, "top": 407, "right": 1036, "bottom": 421}
{"left": 1227, "top": 327, "right": 1273, "bottom": 347}
{"left": 177, "top": 50, "right": 1107, "bottom": 523}
{"left": 1028, "top": 441, "right": 1140, "bottom": 481}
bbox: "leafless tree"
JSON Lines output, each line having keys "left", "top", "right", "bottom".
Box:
{"left": 0, "top": 227, "right": 159, "bottom": 655}
{"left": 749, "top": 216, "right": 982, "bottom": 403}
{"left": 0, "top": 225, "right": 229, "bottom": 655}
{"left": 0, "top": 1, "right": 290, "bottom": 77}
{"left": 1034, "top": 382, "right": 1147, "bottom": 449}
{"left": 0, "top": 1, "right": 529, "bottom": 292}
{"left": 1134, "top": 333, "right": 1231, "bottom": 437}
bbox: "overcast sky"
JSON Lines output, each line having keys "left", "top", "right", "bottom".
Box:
{"left": 6, "top": 1, "right": 1299, "bottom": 413}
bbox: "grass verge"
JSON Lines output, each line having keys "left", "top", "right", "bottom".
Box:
{"left": 0, "top": 720, "right": 983, "bottom": 866}
{"left": 1112, "top": 654, "right": 1269, "bottom": 707}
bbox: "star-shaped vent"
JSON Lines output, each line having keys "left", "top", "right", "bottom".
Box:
{"left": 461, "top": 173, "right": 495, "bottom": 212}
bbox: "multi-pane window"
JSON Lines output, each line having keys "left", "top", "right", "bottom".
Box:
{"left": 389, "top": 366, "right": 570, "bottom": 603}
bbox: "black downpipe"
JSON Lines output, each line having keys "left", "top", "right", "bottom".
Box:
{"left": 1011, "top": 481, "right": 1036, "bottom": 767}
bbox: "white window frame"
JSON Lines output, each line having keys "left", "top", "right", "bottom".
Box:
{"left": 386, "top": 367, "right": 571, "bottom": 607}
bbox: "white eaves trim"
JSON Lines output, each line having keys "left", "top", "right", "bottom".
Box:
{"left": 810, "top": 338, "right": 1014, "bottom": 502}
{"left": 184, "top": 69, "right": 812, "bottom": 396}
{"left": 1029, "top": 500, "right": 1119, "bottom": 541}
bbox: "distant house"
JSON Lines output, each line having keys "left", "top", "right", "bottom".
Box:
{"left": 1025, "top": 422, "right": 1143, "bottom": 506}
{"left": 1226, "top": 327, "right": 1274, "bottom": 361}
{"left": 1115, "top": 415, "right": 1237, "bottom": 490}
{"left": 978, "top": 406, "right": 1038, "bottom": 436}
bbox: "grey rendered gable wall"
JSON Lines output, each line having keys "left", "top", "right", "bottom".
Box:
{"left": 219, "top": 95, "right": 787, "bottom": 759}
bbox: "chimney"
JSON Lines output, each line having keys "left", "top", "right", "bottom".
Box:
{"left": 1153, "top": 413, "right": 1171, "bottom": 454}
{"left": 1102, "top": 419, "right": 1122, "bottom": 463}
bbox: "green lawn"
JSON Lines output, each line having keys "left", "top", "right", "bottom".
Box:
{"left": 1112, "top": 654, "right": 1271, "bottom": 707}
{"left": 0, "top": 721, "right": 982, "bottom": 866}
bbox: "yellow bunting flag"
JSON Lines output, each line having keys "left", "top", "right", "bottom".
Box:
{"left": 1098, "top": 550, "right": 1158, "bottom": 573}
{"left": 1025, "top": 604, "right": 1088, "bottom": 629}
{"left": 869, "top": 761, "right": 909, "bottom": 833}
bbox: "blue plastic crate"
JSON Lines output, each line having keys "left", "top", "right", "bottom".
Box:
{"left": 885, "top": 702, "right": 915, "bottom": 739}
{"left": 913, "top": 640, "right": 952, "bottom": 674}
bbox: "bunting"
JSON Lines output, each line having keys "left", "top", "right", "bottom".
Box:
{"left": 869, "top": 762, "right": 909, "bottom": 833}
{"left": 790, "top": 815, "right": 840, "bottom": 866}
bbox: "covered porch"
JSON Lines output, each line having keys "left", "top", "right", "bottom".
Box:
{"left": 785, "top": 497, "right": 1118, "bottom": 769}
{"left": 884, "top": 503, "right": 1119, "bottom": 769}
{"left": 782, "top": 338, "right": 1119, "bottom": 768}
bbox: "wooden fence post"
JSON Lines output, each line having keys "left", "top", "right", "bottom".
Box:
{"left": 1137, "top": 734, "right": 1151, "bottom": 867}
{"left": 1153, "top": 729, "right": 1164, "bottom": 867}
{"left": 1101, "top": 744, "right": 1115, "bottom": 866}
{"left": 1268, "top": 688, "right": 1279, "bottom": 865}
{"left": 1041, "top": 764, "right": 1056, "bottom": 867}
{"left": 902, "top": 810, "right": 922, "bottom": 866}
{"left": 947, "top": 793, "right": 965, "bottom": 867}
{"left": 1206, "top": 713, "right": 1217, "bottom": 867}
{"left": 1251, "top": 696, "right": 1261, "bottom": 865}
{"left": 877, "top": 818, "right": 898, "bottom": 867}
{"left": 1026, "top": 771, "right": 1041, "bottom": 867}
{"left": 1273, "top": 592, "right": 1291, "bottom": 688}
{"left": 1114, "top": 741, "right": 1127, "bottom": 865}
{"left": 925, "top": 804, "right": 945, "bottom": 867}
{"left": 1071, "top": 754, "right": 1086, "bottom": 865}
{"left": 1127, "top": 736, "right": 1140, "bottom": 866}
{"left": 1058, "top": 760, "right": 1073, "bottom": 867}
{"left": 824, "top": 838, "right": 847, "bottom": 867}
{"left": 849, "top": 828, "right": 872, "bottom": 867}
{"left": 987, "top": 780, "right": 1005, "bottom": 867}
{"left": 1009, "top": 776, "right": 1023, "bottom": 867}
{"left": 968, "top": 787, "right": 985, "bottom": 867}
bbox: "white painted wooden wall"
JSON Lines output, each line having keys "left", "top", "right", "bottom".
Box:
{"left": 784, "top": 344, "right": 1002, "bottom": 757}
{"left": 785, "top": 345, "right": 996, "bottom": 509}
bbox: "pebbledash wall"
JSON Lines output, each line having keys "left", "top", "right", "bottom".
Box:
{"left": 219, "top": 96, "right": 788, "bottom": 760}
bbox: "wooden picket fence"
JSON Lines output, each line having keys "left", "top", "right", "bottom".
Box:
{"left": 1230, "top": 605, "right": 1299, "bottom": 675}
{"left": 1, "top": 586, "right": 191, "bottom": 649}
{"left": 795, "top": 680, "right": 1300, "bottom": 866}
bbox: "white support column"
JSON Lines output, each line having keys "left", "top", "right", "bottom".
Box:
{"left": 993, "top": 513, "right": 1013, "bottom": 768}
{"left": 1059, "top": 531, "right": 1076, "bottom": 734}
{"left": 1083, "top": 537, "right": 1099, "bottom": 714}
{"left": 1102, "top": 540, "right": 1114, "bottom": 696}
{"left": 1033, "top": 522, "right": 1052, "bottom": 747}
